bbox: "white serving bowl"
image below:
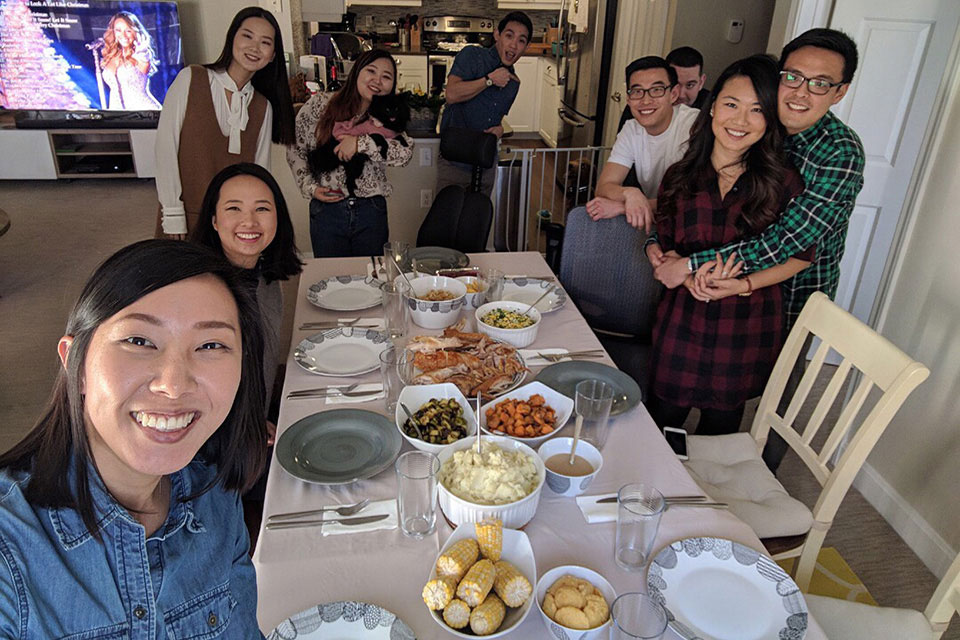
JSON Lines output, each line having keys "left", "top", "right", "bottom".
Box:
{"left": 456, "top": 275, "right": 488, "bottom": 310}
{"left": 395, "top": 383, "right": 477, "bottom": 454}
{"left": 406, "top": 275, "right": 468, "bottom": 329}
{"left": 537, "top": 437, "right": 603, "bottom": 497}
{"left": 475, "top": 300, "right": 542, "bottom": 348}
{"left": 535, "top": 565, "right": 617, "bottom": 640}
{"left": 426, "top": 523, "right": 537, "bottom": 639}
{"left": 479, "top": 381, "right": 574, "bottom": 446}
{"left": 436, "top": 435, "right": 546, "bottom": 529}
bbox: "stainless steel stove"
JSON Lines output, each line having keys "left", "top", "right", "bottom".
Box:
{"left": 422, "top": 16, "right": 495, "bottom": 94}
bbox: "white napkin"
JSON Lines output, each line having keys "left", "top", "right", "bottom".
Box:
{"left": 575, "top": 492, "right": 618, "bottom": 524}
{"left": 324, "top": 383, "right": 385, "bottom": 405}
{"left": 323, "top": 498, "right": 397, "bottom": 536}
{"left": 519, "top": 348, "right": 570, "bottom": 364}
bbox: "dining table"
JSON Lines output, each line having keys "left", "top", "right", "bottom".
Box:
{"left": 253, "top": 251, "right": 827, "bottom": 639}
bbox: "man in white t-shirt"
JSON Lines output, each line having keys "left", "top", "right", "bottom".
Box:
{"left": 585, "top": 56, "right": 699, "bottom": 231}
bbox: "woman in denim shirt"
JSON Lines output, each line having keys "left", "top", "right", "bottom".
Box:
{"left": 0, "top": 240, "right": 268, "bottom": 639}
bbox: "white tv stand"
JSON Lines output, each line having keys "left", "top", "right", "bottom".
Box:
{"left": 0, "top": 127, "right": 156, "bottom": 180}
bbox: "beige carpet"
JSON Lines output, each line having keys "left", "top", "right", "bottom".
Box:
{"left": 0, "top": 178, "right": 957, "bottom": 638}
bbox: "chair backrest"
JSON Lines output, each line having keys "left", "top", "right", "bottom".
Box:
{"left": 558, "top": 206, "right": 662, "bottom": 337}
{"left": 454, "top": 192, "right": 493, "bottom": 253}
{"left": 926, "top": 548, "right": 960, "bottom": 638}
{"left": 417, "top": 185, "right": 464, "bottom": 248}
{"left": 751, "top": 291, "right": 929, "bottom": 589}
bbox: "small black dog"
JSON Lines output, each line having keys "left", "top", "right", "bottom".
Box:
{"left": 308, "top": 93, "right": 410, "bottom": 196}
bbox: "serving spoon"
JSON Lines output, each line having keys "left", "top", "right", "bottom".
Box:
{"left": 399, "top": 402, "right": 424, "bottom": 441}
{"left": 520, "top": 285, "right": 555, "bottom": 317}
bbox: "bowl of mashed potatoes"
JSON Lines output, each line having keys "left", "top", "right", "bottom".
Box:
{"left": 437, "top": 435, "right": 546, "bottom": 529}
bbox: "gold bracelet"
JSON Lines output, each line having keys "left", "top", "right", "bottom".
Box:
{"left": 738, "top": 275, "right": 753, "bottom": 297}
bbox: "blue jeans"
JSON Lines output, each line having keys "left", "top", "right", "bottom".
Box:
{"left": 309, "top": 195, "right": 389, "bottom": 257}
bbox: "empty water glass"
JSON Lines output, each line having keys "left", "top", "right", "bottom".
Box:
{"left": 380, "top": 280, "right": 410, "bottom": 338}
{"left": 610, "top": 592, "right": 669, "bottom": 639}
{"left": 575, "top": 379, "right": 614, "bottom": 449}
{"left": 395, "top": 451, "right": 440, "bottom": 538}
{"left": 615, "top": 483, "right": 665, "bottom": 571}
{"left": 379, "top": 346, "right": 403, "bottom": 413}
{"left": 383, "top": 241, "right": 409, "bottom": 281}
{"left": 479, "top": 267, "right": 504, "bottom": 303}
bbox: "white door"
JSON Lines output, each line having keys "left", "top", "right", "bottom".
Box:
{"left": 821, "top": 1, "right": 960, "bottom": 323}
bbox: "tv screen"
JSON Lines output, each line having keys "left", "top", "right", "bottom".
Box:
{"left": 0, "top": 0, "right": 182, "bottom": 111}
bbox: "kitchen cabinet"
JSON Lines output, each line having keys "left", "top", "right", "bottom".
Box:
{"left": 503, "top": 56, "right": 540, "bottom": 133}
{"left": 497, "top": 0, "right": 562, "bottom": 9}
{"left": 538, "top": 58, "right": 561, "bottom": 147}
{"left": 392, "top": 55, "right": 427, "bottom": 92}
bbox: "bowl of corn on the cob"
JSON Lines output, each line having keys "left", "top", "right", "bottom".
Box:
{"left": 422, "top": 520, "right": 536, "bottom": 637}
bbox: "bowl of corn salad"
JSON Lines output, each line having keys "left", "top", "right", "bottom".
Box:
{"left": 475, "top": 301, "right": 542, "bottom": 348}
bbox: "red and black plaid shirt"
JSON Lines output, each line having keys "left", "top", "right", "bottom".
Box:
{"left": 650, "top": 163, "right": 806, "bottom": 410}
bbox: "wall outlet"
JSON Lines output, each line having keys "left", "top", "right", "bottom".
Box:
{"left": 420, "top": 146, "right": 432, "bottom": 167}
{"left": 420, "top": 189, "right": 433, "bottom": 207}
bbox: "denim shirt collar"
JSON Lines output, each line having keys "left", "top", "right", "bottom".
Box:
{"left": 49, "top": 460, "right": 206, "bottom": 550}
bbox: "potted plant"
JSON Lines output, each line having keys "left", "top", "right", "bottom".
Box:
{"left": 400, "top": 88, "right": 444, "bottom": 134}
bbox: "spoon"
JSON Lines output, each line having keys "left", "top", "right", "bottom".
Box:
{"left": 267, "top": 498, "right": 371, "bottom": 521}
{"left": 399, "top": 402, "right": 424, "bottom": 441}
{"left": 520, "top": 285, "right": 554, "bottom": 317}
{"left": 568, "top": 413, "right": 583, "bottom": 465}
{"left": 475, "top": 392, "right": 482, "bottom": 453}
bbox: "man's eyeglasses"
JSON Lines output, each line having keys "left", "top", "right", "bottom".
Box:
{"left": 626, "top": 84, "right": 671, "bottom": 100}
{"left": 779, "top": 71, "right": 844, "bottom": 95}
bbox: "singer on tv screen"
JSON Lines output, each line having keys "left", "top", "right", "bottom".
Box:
{"left": 0, "top": 0, "right": 182, "bottom": 111}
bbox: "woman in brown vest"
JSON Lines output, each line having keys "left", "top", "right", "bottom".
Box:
{"left": 154, "top": 7, "right": 295, "bottom": 238}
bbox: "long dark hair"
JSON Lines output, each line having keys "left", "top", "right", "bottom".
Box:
{"left": 659, "top": 54, "right": 788, "bottom": 233}
{"left": 315, "top": 49, "right": 398, "bottom": 145}
{"left": 190, "top": 163, "right": 303, "bottom": 283}
{"left": 0, "top": 240, "right": 268, "bottom": 540}
{"left": 207, "top": 6, "right": 295, "bottom": 146}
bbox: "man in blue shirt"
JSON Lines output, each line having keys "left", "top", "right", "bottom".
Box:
{"left": 437, "top": 11, "right": 532, "bottom": 197}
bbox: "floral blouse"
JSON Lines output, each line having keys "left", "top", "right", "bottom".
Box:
{"left": 287, "top": 92, "right": 414, "bottom": 200}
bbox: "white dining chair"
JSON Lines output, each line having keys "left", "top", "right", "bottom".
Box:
{"left": 683, "top": 291, "right": 930, "bottom": 592}
{"left": 805, "top": 548, "right": 960, "bottom": 639}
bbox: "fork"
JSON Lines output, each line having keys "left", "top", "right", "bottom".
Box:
{"left": 286, "top": 385, "right": 383, "bottom": 399}
{"left": 536, "top": 350, "right": 605, "bottom": 362}
{"left": 267, "top": 498, "right": 370, "bottom": 522}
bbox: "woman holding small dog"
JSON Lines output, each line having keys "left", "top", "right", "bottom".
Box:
{"left": 287, "top": 49, "right": 414, "bottom": 257}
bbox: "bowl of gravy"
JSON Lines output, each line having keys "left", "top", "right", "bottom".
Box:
{"left": 537, "top": 437, "right": 603, "bottom": 497}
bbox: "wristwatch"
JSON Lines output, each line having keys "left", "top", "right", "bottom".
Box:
{"left": 485, "top": 74, "right": 494, "bottom": 87}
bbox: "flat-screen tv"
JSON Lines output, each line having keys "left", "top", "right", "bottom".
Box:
{"left": 0, "top": 0, "right": 182, "bottom": 112}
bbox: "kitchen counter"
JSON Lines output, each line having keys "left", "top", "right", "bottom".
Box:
{"left": 378, "top": 43, "right": 557, "bottom": 59}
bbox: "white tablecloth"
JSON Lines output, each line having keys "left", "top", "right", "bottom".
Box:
{"left": 254, "top": 252, "right": 826, "bottom": 639}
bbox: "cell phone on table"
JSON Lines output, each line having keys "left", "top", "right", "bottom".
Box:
{"left": 663, "top": 427, "right": 688, "bottom": 460}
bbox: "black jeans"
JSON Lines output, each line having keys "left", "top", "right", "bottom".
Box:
{"left": 309, "top": 195, "right": 389, "bottom": 258}
{"left": 647, "top": 395, "right": 745, "bottom": 436}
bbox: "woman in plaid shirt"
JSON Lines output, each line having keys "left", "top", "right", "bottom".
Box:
{"left": 647, "top": 56, "right": 812, "bottom": 435}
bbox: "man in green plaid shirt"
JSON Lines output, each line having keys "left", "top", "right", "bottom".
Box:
{"left": 650, "top": 28, "right": 865, "bottom": 327}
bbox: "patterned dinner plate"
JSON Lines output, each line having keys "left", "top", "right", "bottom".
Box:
{"left": 294, "top": 327, "right": 390, "bottom": 377}
{"left": 307, "top": 275, "right": 382, "bottom": 311}
{"left": 646, "top": 537, "right": 808, "bottom": 640}
{"left": 501, "top": 277, "right": 567, "bottom": 313}
{"left": 267, "top": 601, "right": 415, "bottom": 639}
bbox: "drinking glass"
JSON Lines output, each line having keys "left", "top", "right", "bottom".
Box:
{"left": 383, "top": 241, "right": 409, "bottom": 282}
{"left": 380, "top": 280, "right": 410, "bottom": 339}
{"left": 574, "top": 379, "right": 614, "bottom": 450}
{"left": 395, "top": 451, "right": 439, "bottom": 538}
{"left": 615, "top": 483, "right": 665, "bottom": 571}
{"left": 610, "top": 593, "right": 669, "bottom": 639}
{"left": 379, "top": 346, "right": 404, "bottom": 413}
{"left": 479, "top": 267, "right": 504, "bottom": 303}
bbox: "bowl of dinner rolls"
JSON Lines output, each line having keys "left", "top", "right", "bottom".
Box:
{"left": 535, "top": 565, "right": 616, "bottom": 640}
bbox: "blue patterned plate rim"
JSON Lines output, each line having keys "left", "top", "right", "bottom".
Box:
{"left": 306, "top": 275, "right": 382, "bottom": 311}
{"left": 645, "top": 536, "right": 808, "bottom": 640}
{"left": 501, "top": 277, "right": 567, "bottom": 313}
{"left": 294, "top": 327, "right": 389, "bottom": 377}
{"left": 266, "top": 600, "right": 415, "bottom": 639}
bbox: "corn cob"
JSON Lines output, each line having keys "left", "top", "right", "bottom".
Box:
{"left": 469, "top": 593, "right": 506, "bottom": 636}
{"left": 436, "top": 538, "right": 479, "bottom": 581}
{"left": 456, "top": 558, "right": 496, "bottom": 607}
{"left": 475, "top": 518, "right": 503, "bottom": 561}
{"left": 442, "top": 598, "right": 471, "bottom": 629}
{"left": 422, "top": 575, "right": 457, "bottom": 610}
{"left": 493, "top": 560, "right": 532, "bottom": 607}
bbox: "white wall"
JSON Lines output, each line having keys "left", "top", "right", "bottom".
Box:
{"left": 669, "top": 0, "right": 777, "bottom": 86}
{"left": 865, "top": 58, "right": 960, "bottom": 576}
{"left": 177, "top": 0, "right": 295, "bottom": 65}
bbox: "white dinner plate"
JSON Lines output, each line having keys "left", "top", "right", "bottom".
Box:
{"left": 267, "top": 601, "right": 415, "bottom": 639}
{"left": 426, "top": 524, "right": 537, "bottom": 639}
{"left": 646, "top": 537, "right": 808, "bottom": 640}
{"left": 307, "top": 275, "right": 382, "bottom": 311}
{"left": 294, "top": 327, "right": 390, "bottom": 377}
{"left": 500, "top": 277, "right": 566, "bottom": 313}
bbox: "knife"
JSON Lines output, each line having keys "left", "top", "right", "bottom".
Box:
{"left": 265, "top": 513, "right": 390, "bottom": 530}
{"left": 595, "top": 495, "right": 707, "bottom": 504}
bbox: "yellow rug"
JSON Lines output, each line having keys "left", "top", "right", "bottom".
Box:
{"left": 777, "top": 547, "right": 878, "bottom": 605}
